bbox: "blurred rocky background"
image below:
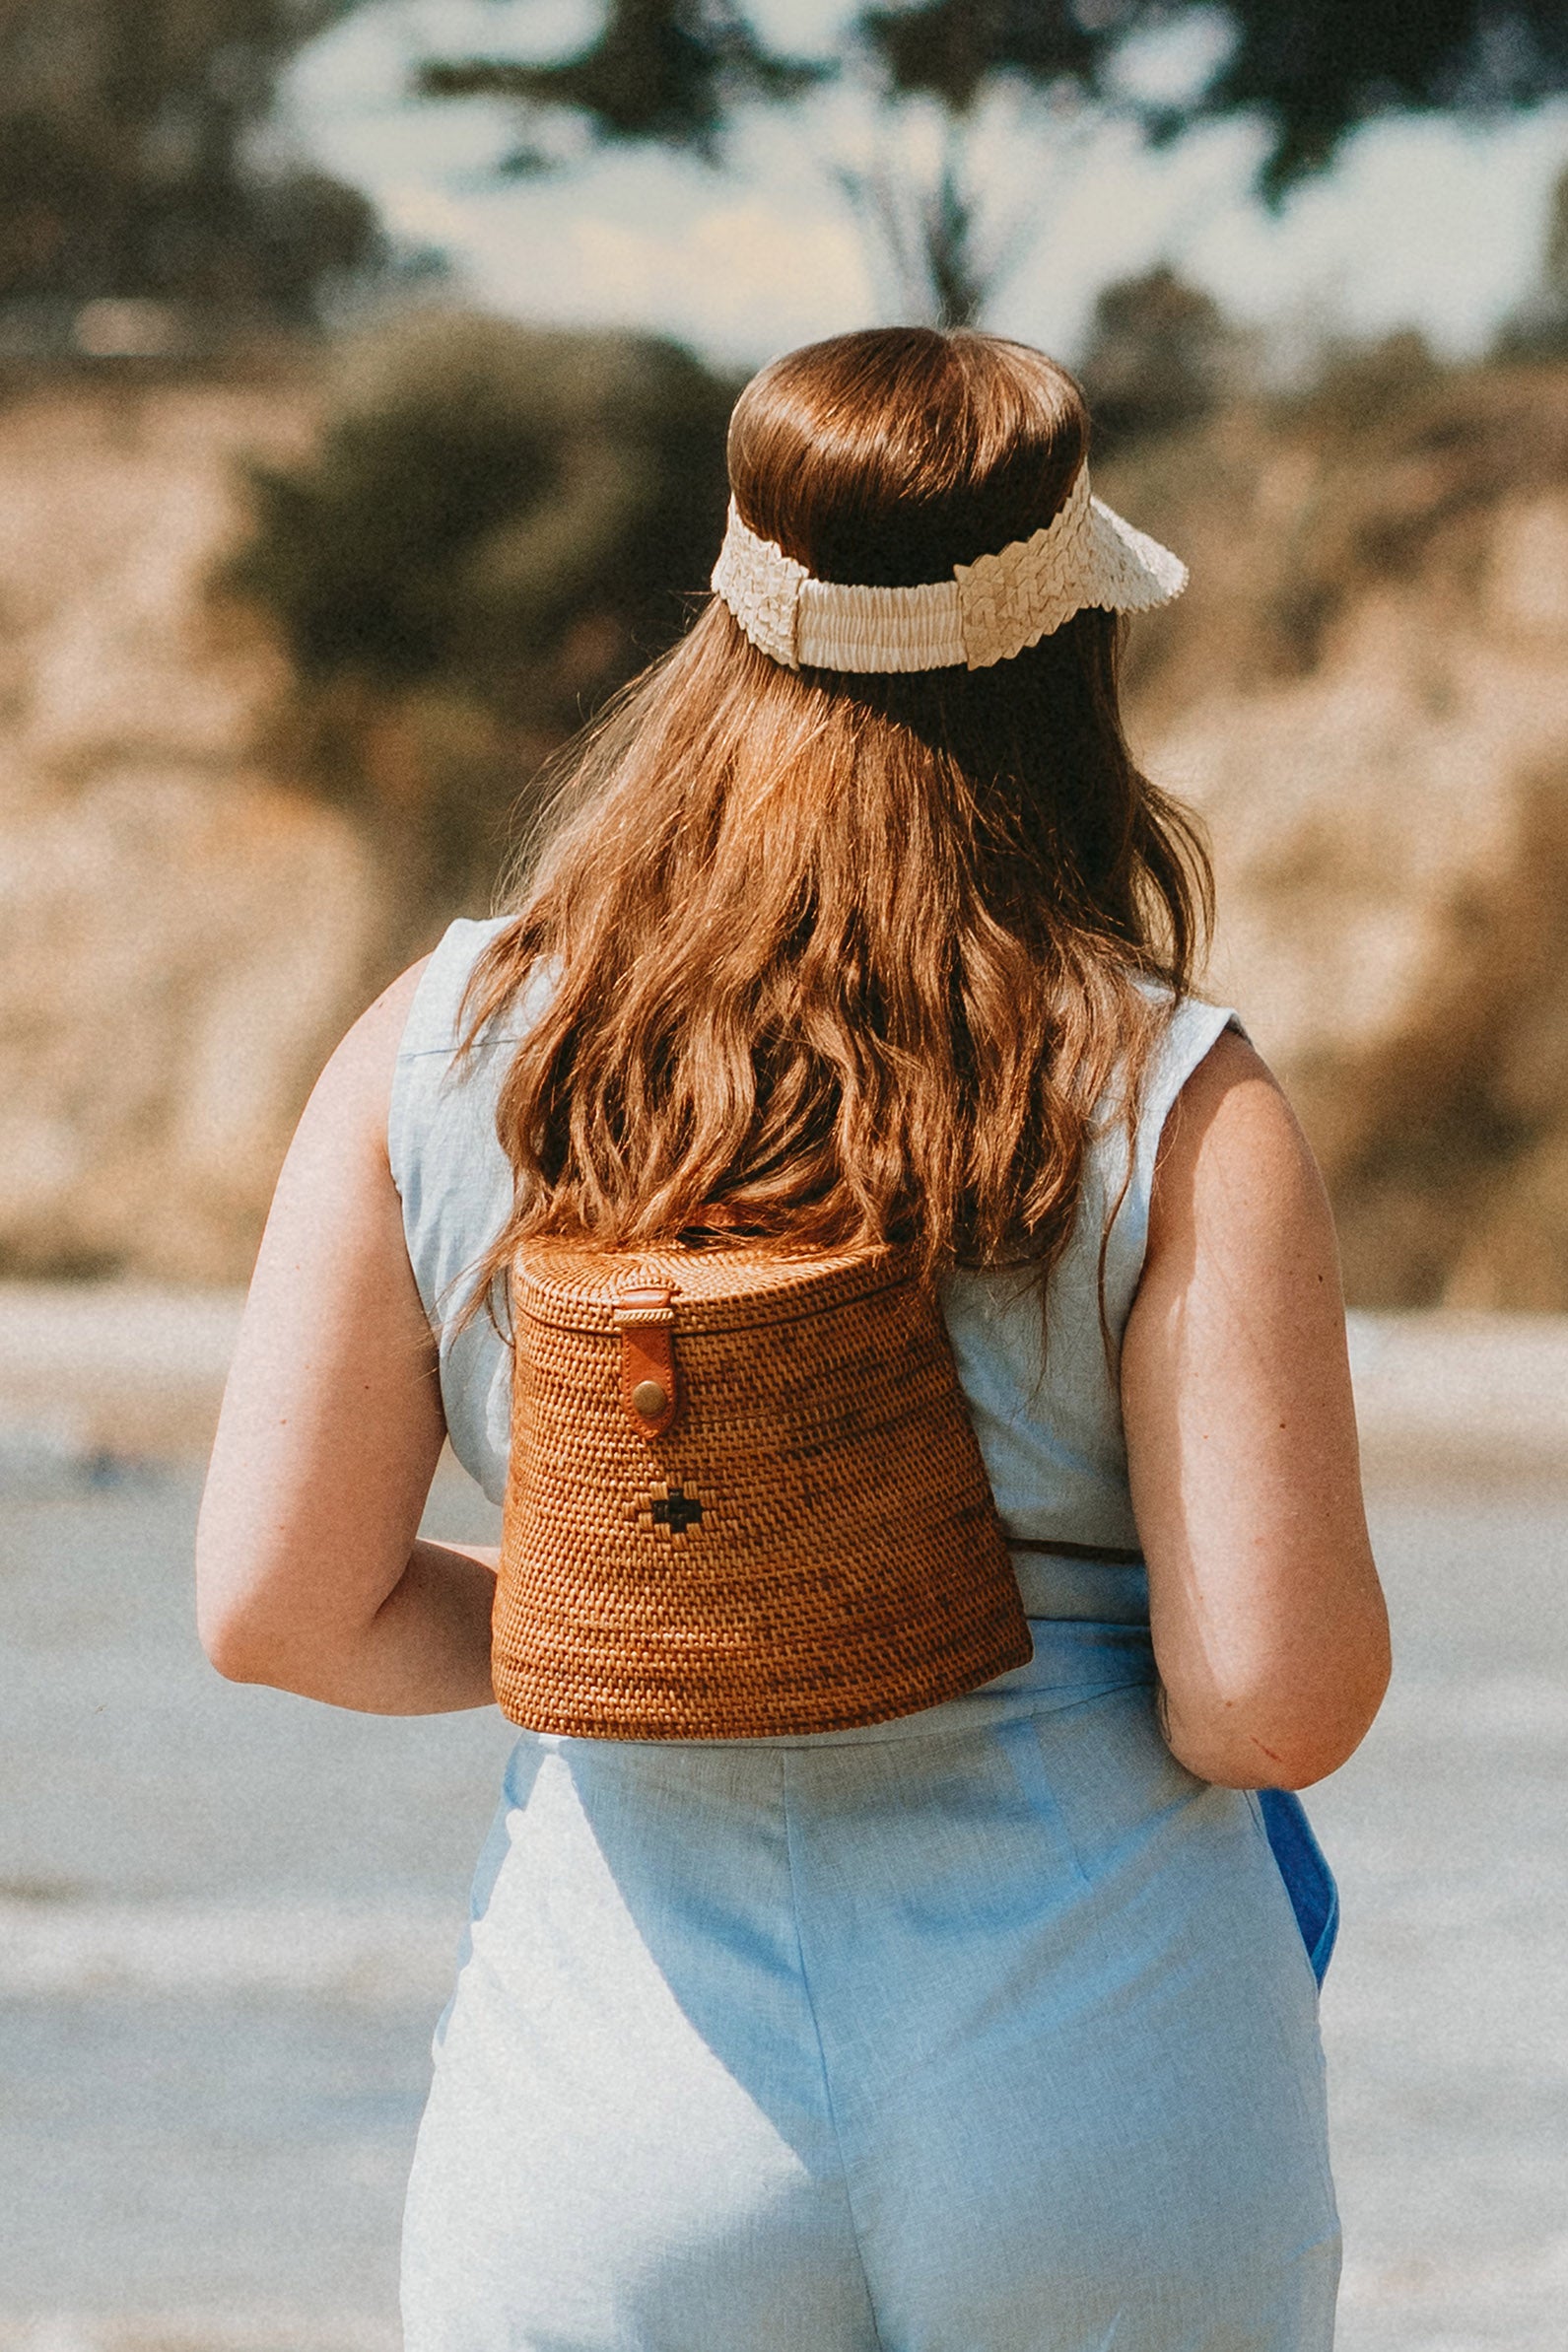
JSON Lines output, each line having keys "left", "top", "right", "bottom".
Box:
{"left": 3, "top": 0, "right": 1568, "bottom": 1306}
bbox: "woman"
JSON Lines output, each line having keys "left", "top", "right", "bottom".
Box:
{"left": 196, "top": 326, "right": 1390, "bottom": 2352}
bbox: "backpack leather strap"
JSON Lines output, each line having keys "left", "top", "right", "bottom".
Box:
{"left": 613, "top": 1283, "right": 678, "bottom": 1440}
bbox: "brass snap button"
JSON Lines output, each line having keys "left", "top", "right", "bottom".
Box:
{"left": 631, "top": 1379, "right": 668, "bottom": 1418}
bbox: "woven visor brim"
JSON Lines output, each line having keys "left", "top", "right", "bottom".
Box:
{"left": 948, "top": 493, "right": 1187, "bottom": 670}
{"left": 1083, "top": 496, "right": 1189, "bottom": 614}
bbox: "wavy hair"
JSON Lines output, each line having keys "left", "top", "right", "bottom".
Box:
{"left": 457, "top": 326, "right": 1211, "bottom": 1311}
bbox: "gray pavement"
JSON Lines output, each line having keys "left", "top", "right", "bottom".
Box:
{"left": 0, "top": 1453, "right": 1563, "bottom": 2351}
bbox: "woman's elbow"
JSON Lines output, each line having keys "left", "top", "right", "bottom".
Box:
{"left": 1162, "top": 1637, "right": 1393, "bottom": 1792}
{"left": 1164, "top": 1712, "right": 1378, "bottom": 1792}
{"left": 199, "top": 1599, "right": 340, "bottom": 1695}
{"left": 194, "top": 1537, "right": 301, "bottom": 1689}
{"left": 196, "top": 1587, "right": 279, "bottom": 1686}
{"left": 1241, "top": 1704, "right": 1385, "bottom": 1792}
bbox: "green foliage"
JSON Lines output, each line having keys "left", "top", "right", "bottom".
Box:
{"left": 853, "top": 0, "right": 1118, "bottom": 116}
{"left": 229, "top": 311, "right": 734, "bottom": 899}
{"left": 234, "top": 310, "right": 733, "bottom": 707}
{"left": 1192, "top": 0, "right": 1568, "bottom": 202}
{"left": 0, "top": 0, "right": 382, "bottom": 321}
{"left": 415, "top": 1, "right": 1133, "bottom": 170}
{"left": 1077, "top": 266, "right": 1250, "bottom": 450}
{"left": 417, "top": 0, "right": 823, "bottom": 168}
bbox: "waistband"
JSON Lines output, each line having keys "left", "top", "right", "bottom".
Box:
{"left": 1007, "top": 1544, "right": 1149, "bottom": 1625}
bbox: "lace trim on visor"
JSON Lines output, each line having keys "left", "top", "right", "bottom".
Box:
{"left": 711, "top": 465, "right": 1188, "bottom": 673}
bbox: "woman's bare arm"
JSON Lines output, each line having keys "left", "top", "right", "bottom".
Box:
{"left": 1122, "top": 1027, "right": 1390, "bottom": 1790}
{"left": 195, "top": 960, "right": 500, "bottom": 1714}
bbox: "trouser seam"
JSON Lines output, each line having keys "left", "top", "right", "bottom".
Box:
{"left": 780, "top": 1750, "right": 889, "bottom": 2352}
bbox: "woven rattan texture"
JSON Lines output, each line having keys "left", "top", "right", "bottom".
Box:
{"left": 514, "top": 1238, "right": 907, "bottom": 1330}
{"left": 494, "top": 1241, "right": 1032, "bottom": 1739}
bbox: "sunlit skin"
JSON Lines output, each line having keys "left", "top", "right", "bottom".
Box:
{"left": 1124, "top": 1025, "right": 1389, "bottom": 1787}
{"left": 195, "top": 957, "right": 497, "bottom": 1718}
{"left": 197, "top": 970, "right": 1389, "bottom": 1788}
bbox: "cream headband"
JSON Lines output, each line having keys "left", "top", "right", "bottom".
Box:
{"left": 711, "top": 463, "right": 1187, "bottom": 673}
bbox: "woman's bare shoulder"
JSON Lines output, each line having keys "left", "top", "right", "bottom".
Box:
{"left": 1149, "top": 1023, "right": 1323, "bottom": 1258}
{"left": 1163, "top": 1020, "right": 1288, "bottom": 1128}
{"left": 302, "top": 954, "right": 434, "bottom": 1161}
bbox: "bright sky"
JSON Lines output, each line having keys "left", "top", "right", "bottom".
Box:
{"left": 284, "top": 0, "right": 1568, "bottom": 372}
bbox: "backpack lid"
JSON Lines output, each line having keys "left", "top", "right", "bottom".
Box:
{"left": 511, "top": 1236, "right": 913, "bottom": 1336}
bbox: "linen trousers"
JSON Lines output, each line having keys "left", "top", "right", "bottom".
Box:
{"left": 402, "top": 1619, "right": 1338, "bottom": 2352}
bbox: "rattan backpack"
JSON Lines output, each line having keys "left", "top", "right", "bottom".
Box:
{"left": 492, "top": 1237, "right": 1033, "bottom": 1739}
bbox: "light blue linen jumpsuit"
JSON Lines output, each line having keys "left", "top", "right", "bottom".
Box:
{"left": 393, "top": 918, "right": 1341, "bottom": 2352}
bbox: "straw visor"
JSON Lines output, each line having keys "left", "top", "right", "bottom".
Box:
{"left": 711, "top": 463, "right": 1187, "bottom": 673}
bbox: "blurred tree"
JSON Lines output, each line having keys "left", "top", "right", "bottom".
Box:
{"left": 414, "top": 0, "right": 1138, "bottom": 327}
{"left": 411, "top": 2, "right": 1568, "bottom": 329}
{"left": 837, "top": 1, "right": 1129, "bottom": 328}
{"left": 1549, "top": 166, "right": 1568, "bottom": 306}
{"left": 1494, "top": 160, "right": 1568, "bottom": 357}
{"left": 1187, "top": 1, "right": 1568, "bottom": 202}
{"left": 0, "top": 0, "right": 384, "bottom": 331}
{"left": 418, "top": 0, "right": 824, "bottom": 164}
{"left": 1291, "top": 325, "right": 1445, "bottom": 437}
{"left": 228, "top": 311, "right": 734, "bottom": 904}
{"left": 1076, "top": 264, "right": 1251, "bottom": 448}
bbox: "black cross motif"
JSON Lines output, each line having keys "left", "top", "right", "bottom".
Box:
{"left": 651, "top": 1487, "right": 704, "bottom": 1536}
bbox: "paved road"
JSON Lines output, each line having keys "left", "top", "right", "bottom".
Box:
{"left": 0, "top": 1458, "right": 1563, "bottom": 2351}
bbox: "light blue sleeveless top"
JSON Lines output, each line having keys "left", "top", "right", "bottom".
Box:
{"left": 389, "top": 918, "right": 1339, "bottom": 1996}
{"left": 388, "top": 917, "right": 1235, "bottom": 1619}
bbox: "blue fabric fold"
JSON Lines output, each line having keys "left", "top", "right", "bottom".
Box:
{"left": 1257, "top": 1787, "right": 1339, "bottom": 1984}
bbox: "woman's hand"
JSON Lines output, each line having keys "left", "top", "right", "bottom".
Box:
{"left": 1122, "top": 1027, "right": 1391, "bottom": 1790}
{"left": 195, "top": 960, "right": 500, "bottom": 1715}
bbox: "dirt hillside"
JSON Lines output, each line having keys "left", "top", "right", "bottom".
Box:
{"left": 2, "top": 356, "right": 1566, "bottom": 1303}
{"left": 0, "top": 375, "right": 385, "bottom": 1283}
{"left": 1105, "top": 354, "right": 1568, "bottom": 1305}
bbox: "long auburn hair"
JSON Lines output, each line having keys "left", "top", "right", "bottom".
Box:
{"left": 458, "top": 326, "right": 1210, "bottom": 1314}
